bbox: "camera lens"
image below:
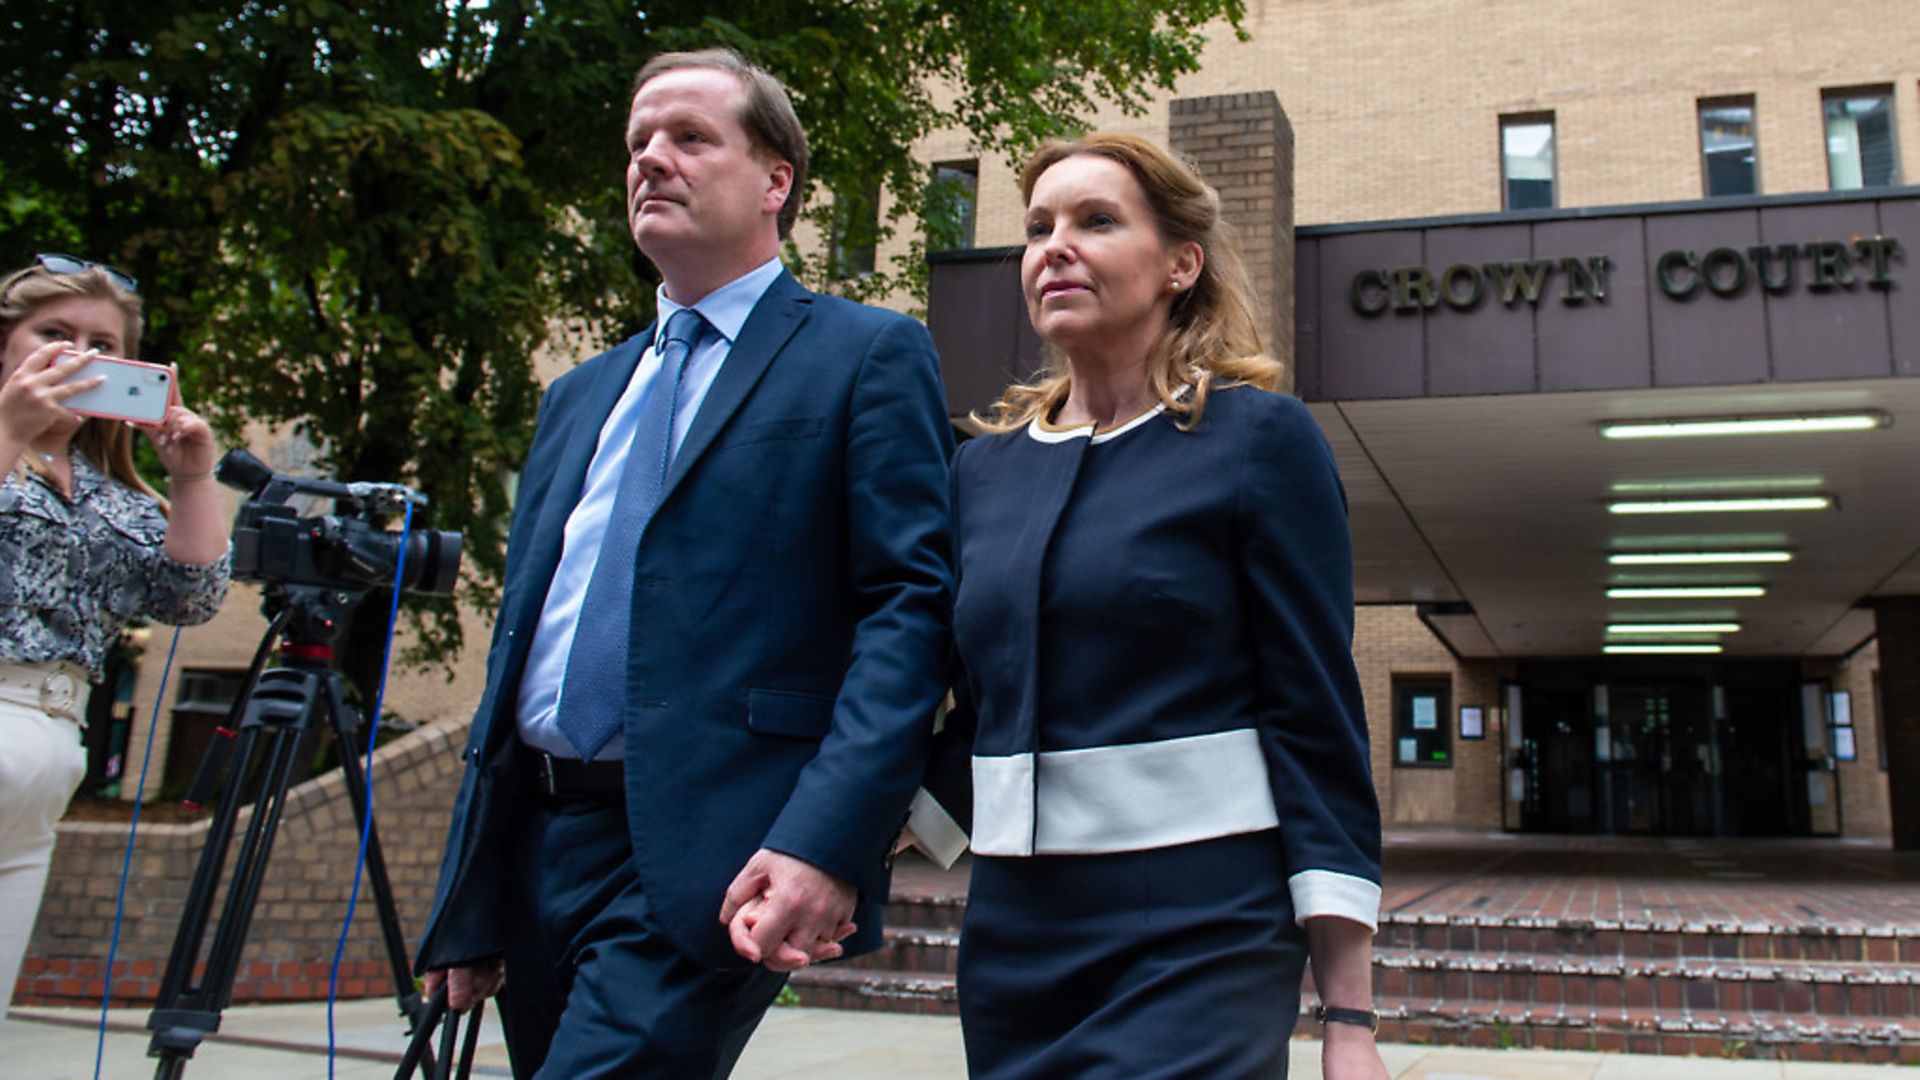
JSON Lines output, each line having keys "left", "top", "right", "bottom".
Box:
{"left": 401, "top": 529, "right": 464, "bottom": 597}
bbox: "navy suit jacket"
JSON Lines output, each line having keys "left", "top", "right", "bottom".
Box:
{"left": 417, "top": 271, "right": 955, "bottom": 972}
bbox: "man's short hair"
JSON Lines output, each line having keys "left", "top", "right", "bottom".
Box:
{"left": 634, "top": 48, "right": 809, "bottom": 240}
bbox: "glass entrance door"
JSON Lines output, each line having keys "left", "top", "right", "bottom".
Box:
{"left": 1597, "top": 685, "right": 1714, "bottom": 835}
{"left": 1796, "top": 682, "right": 1843, "bottom": 836}
{"left": 1515, "top": 661, "right": 1813, "bottom": 837}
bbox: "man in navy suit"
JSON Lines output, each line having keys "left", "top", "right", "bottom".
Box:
{"left": 413, "top": 47, "right": 954, "bottom": 1078}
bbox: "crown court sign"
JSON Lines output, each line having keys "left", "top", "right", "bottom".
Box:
{"left": 1294, "top": 191, "right": 1919, "bottom": 401}
{"left": 1350, "top": 236, "right": 1902, "bottom": 315}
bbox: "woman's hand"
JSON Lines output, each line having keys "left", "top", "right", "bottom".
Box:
{"left": 138, "top": 404, "right": 218, "bottom": 480}
{"left": 1322, "top": 1024, "right": 1391, "bottom": 1079}
{"left": 144, "top": 370, "right": 231, "bottom": 564}
{"left": 0, "top": 341, "right": 101, "bottom": 447}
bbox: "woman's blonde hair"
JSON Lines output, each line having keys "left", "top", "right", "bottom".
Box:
{"left": 0, "top": 263, "right": 163, "bottom": 504}
{"left": 975, "top": 132, "right": 1284, "bottom": 433}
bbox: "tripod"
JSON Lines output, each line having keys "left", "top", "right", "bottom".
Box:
{"left": 145, "top": 587, "right": 437, "bottom": 1078}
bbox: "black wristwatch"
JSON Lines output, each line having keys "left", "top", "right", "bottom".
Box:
{"left": 1313, "top": 1003, "right": 1379, "bottom": 1034}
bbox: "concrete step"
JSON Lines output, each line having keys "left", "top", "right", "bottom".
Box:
{"left": 1374, "top": 946, "right": 1920, "bottom": 1019}
{"left": 787, "top": 965, "right": 959, "bottom": 1016}
{"left": 1377, "top": 912, "right": 1918, "bottom": 966}
{"left": 842, "top": 926, "right": 959, "bottom": 975}
{"left": 1370, "top": 997, "right": 1920, "bottom": 1064}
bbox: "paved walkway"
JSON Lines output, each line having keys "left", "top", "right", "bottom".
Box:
{"left": 891, "top": 830, "right": 1920, "bottom": 933}
{"left": 1372, "top": 831, "right": 1920, "bottom": 931}
{"left": 4, "top": 999, "right": 1904, "bottom": 1079}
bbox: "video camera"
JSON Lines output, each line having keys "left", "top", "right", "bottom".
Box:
{"left": 215, "top": 448, "right": 463, "bottom": 599}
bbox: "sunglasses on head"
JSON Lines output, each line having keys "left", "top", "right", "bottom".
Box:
{"left": 35, "top": 252, "right": 139, "bottom": 293}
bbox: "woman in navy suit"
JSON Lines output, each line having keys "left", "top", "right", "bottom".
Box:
{"left": 912, "top": 133, "right": 1388, "bottom": 1079}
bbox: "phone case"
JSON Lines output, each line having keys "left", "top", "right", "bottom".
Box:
{"left": 58, "top": 354, "right": 174, "bottom": 424}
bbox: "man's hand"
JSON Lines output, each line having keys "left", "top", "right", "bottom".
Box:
{"left": 719, "top": 848, "right": 857, "bottom": 972}
{"left": 422, "top": 959, "right": 506, "bottom": 1013}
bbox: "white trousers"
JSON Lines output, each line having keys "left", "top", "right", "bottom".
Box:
{"left": 0, "top": 696, "right": 87, "bottom": 1026}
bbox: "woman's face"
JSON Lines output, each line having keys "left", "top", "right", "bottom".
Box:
{"left": 1020, "top": 154, "right": 1196, "bottom": 361}
{"left": 2, "top": 294, "right": 129, "bottom": 377}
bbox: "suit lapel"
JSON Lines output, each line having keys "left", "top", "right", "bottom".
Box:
{"left": 511, "top": 330, "right": 650, "bottom": 627}
{"left": 657, "top": 272, "right": 812, "bottom": 504}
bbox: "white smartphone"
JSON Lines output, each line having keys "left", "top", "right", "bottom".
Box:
{"left": 58, "top": 353, "right": 174, "bottom": 424}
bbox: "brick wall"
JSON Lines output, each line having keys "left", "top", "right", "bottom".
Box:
{"left": 1167, "top": 92, "right": 1296, "bottom": 375}
{"left": 1805, "top": 640, "right": 1894, "bottom": 840}
{"left": 19, "top": 720, "right": 466, "bottom": 1005}
{"left": 1352, "top": 606, "right": 1512, "bottom": 828}
{"left": 908, "top": 0, "right": 1920, "bottom": 253}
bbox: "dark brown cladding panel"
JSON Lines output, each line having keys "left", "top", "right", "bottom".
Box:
{"left": 1296, "top": 192, "right": 1916, "bottom": 401}
{"left": 926, "top": 194, "right": 1914, "bottom": 413}
{"left": 927, "top": 252, "right": 1043, "bottom": 417}
{"left": 1886, "top": 200, "right": 1920, "bottom": 378}
{"left": 1534, "top": 217, "right": 1653, "bottom": 392}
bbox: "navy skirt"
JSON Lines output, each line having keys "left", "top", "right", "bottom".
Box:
{"left": 957, "top": 830, "right": 1308, "bottom": 1080}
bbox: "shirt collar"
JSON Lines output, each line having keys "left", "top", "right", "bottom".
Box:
{"left": 653, "top": 256, "right": 786, "bottom": 350}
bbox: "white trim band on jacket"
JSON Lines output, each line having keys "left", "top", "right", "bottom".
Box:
{"left": 1288, "top": 868, "right": 1382, "bottom": 931}
{"left": 905, "top": 787, "right": 970, "bottom": 870}
{"left": 971, "top": 728, "right": 1281, "bottom": 857}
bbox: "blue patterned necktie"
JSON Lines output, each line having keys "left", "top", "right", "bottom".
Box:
{"left": 555, "top": 307, "right": 708, "bottom": 760}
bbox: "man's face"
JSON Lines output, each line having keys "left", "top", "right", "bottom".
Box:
{"left": 625, "top": 67, "right": 791, "bottom": 273}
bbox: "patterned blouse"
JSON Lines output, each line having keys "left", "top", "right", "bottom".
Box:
{"left": 0, "top": 450, "right": 231, "bottom": 681}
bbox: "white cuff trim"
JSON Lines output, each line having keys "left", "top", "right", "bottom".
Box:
{"left": 1288, "top": 868, "right": 1381, "bottom": 931}
{"left": 906, "top": 787, "right": 970, "bottom": 870}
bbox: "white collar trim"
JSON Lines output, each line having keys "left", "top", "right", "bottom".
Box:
{"left": 1026, "top": 403, "right": 1168, "bottom": 445}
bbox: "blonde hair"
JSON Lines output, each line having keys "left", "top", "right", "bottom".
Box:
{"left": 975, "top": 132, "right": 1284, "bottom": 434}
{"left": 0, "top": 263, "right": 163, "bottom": 505}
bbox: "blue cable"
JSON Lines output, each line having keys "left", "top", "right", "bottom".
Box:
{"left": 328, "top": 500, "right": 414, "bottom": 1077}
{"left": 96, "top": 625, "right": 185, "bottom": 1080}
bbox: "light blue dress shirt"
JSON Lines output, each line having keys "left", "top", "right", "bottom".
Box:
{"left": 515, "top": 256, "right": 787, "bottom": 760}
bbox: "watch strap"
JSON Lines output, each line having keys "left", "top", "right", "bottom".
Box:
{"left": 1313, "top": 1003, "right": 1379, "bottom": 1033}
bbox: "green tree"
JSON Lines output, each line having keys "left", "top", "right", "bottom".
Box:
{"left": 0, "top": 0, "right": 1245, "bottom": 669}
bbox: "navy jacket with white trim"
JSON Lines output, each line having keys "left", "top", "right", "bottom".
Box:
{"left": 920, "top": 385, "right": 1382, "bottom": 927}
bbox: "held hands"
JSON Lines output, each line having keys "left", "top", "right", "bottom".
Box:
{"left": 0, "top": 341, "right": 103, "bottom": 446}
{"left": 422, "top": 957, "right": 506, "bottom": 1013}
{"left": 720, "top": 848, "right": 857, "bottom": 973}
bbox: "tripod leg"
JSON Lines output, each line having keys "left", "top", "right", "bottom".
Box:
{"left": 323, "top": 674, "right": 438, "bottom": 1069}
{"left": 456, "top": 1001, "right": 484, "bottom": 1080}
{"left": 147, "top": 668, "right": 322, "bottom": 1076}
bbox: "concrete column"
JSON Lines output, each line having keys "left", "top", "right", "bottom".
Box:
{"left": 1168, "top": 91, "right": 1295, "bottom": 390}
{"left": 1874, "top": 598, "right": 1920, "bottom": 849}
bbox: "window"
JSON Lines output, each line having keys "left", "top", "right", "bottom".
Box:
{"left": 164, "top": 669, "right": 250, "bottom": 792}
{"left": 1824, "top": 87, "right": 1898, "bottom": 189}
{"left": 1501, "top": 114, "right": 1556, "bottom": 210}
{"left": 927, "top": 160, "right": 979, "bottom": 251}
{"left": 1392, "top": 677, "right": 1452, "bottom": 768}
{"left": 1699, "top": 97, "right": 1758, "bottom": 196}
{"left": 828, "top": 179, "right": 882, "bottom": 278}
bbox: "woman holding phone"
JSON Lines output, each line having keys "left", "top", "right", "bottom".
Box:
{"left": 0, "top": 254, "right": 229, "bottom": 1015}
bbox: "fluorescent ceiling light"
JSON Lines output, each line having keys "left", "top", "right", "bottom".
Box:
{"left": 1606, "top": 622, "right": 1742, "bottom": 634}
{"left": 1608, "top": 551, "right": 1791, "bottom": 565}
{"left": 1609, "top": 496, "right": 1832, "bottom": 515}
{"left": 1610, "top": 477, "right": 1823, "bottom": 494}
{"left": 1607, "top": 586, "right": 1766, "bottom": 599}
{"left": 1600, "top": 413, "right": 1887, "bottom": 439}
{"left": 1604, "top": 644, "right": 1724, "bottom": 655}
